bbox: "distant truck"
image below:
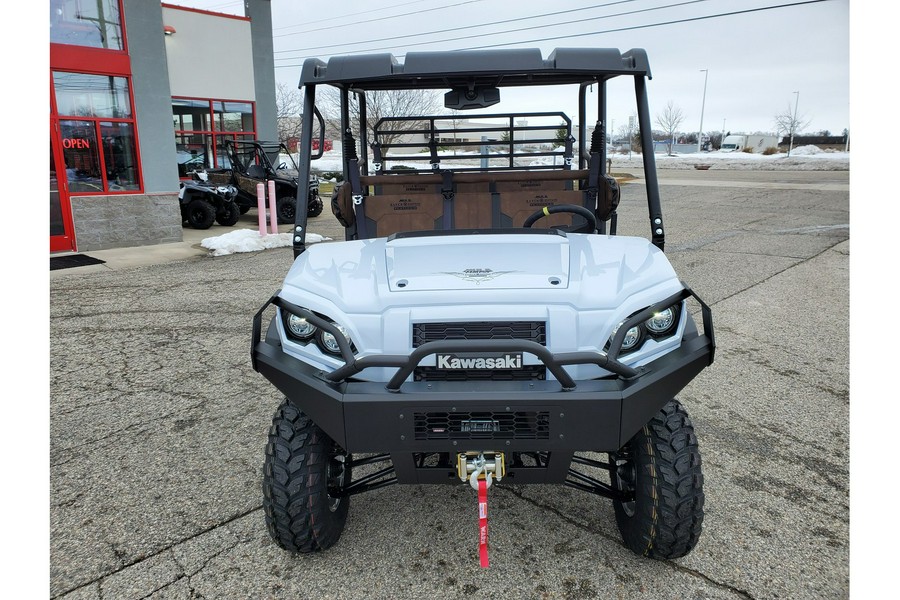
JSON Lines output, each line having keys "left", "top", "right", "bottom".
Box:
{"left": 720, "top": 134, "right": 779, "bottom": 153}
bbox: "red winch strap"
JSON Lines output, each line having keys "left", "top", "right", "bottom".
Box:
{"left": 478, "top": 478, "right": 489, "bottom": 568}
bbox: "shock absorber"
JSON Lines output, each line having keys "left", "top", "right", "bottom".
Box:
{"left": 589, "top": 119, "right": 605, "bottom": 155}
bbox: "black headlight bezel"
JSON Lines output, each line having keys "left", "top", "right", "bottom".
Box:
{"left": 606, "top": 301, "right": 683, "bottom": 356}
{"left": 280, "top": 307, "right": 357, "bottom": 356}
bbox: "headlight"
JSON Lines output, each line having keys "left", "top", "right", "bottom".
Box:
{"left": 608, "top": 302, "right": 681, "bottom": 355}
{"left": 281, "top": 307, "right": 356, "bottom": 357}
{"left": 318, "top": 323, "right": 351, "bottom": 355}
{"left": 286, "top": 313, "right": 317, "bottom": 339}
{"left": 645, "top": 307, "right": 677, "bottom": 335}
{"left": 611, "top": 322, "right": 643, "bottom": 352}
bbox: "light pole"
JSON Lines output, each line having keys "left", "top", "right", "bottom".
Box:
{"left": 697, "top": 69, "right": 708, "bottom": 153}
{"left": 788, "top": 91, "right": 799, "bottom": 157}
{"left": 721, "top": 117, "right": 726, "bottom": 149}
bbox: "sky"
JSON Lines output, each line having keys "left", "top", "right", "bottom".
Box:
{"left": 167, "top": 0, "right": 851, "bottom": 136}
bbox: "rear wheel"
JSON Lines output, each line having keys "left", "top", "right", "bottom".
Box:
{"left": 186, "top": 198, "right": 216, "bottom": 229}
{"left": 276, "top": 195, "right": 296, "bottom": 224}
{"left": 215, "top": 201, "right": 240, "bottom": 226}
{"left": 609, "top": 398, "right": 704, "bottom": 559}
{"left": 307, "top": 194, "right": 324, "bottom": 218}
{"left": 262, "top": 399, "right": 351, "bottom": 553}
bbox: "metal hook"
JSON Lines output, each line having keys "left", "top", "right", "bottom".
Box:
{"left": 469, "top": 464, "right": 493, "bottom": 491}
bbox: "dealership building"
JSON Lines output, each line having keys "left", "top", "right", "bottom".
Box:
{"left": 50, "top": 0, "right": 277, "bottom": 253}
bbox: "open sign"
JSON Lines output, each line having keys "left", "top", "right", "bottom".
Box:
{"left": 63, "top": 138, "right": 91, "bottom": 149}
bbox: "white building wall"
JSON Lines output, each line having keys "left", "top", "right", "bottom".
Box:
{"left": 162, "top": 6, "right": 255, "bottom": 100}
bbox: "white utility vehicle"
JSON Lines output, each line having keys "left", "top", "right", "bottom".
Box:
{"left": 251, "top": 47, "right": 715, "bottom": 563}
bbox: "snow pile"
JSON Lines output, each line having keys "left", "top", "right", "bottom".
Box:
{"left": 607, "top": 150, "right": 849, "bottom": 171}
{"left": 789, "top": 144, "right": 823, "bottom": 155}
{"left": 201, "top": 229, "right": 330, "bottom": 256}
{"left": 310, "top": 147, "right": 849, "bottom": 174}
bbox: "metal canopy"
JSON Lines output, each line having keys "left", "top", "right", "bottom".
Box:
{"left": 298, "top": 48, "right": 652, "bottom": 90}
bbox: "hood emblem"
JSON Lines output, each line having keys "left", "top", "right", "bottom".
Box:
{"left": 441, "top": 268, "right": 515, "bottom": 285}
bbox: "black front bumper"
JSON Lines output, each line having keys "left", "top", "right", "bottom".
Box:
{"left": 251, "top": 288, "right": 714, "bottom": 456}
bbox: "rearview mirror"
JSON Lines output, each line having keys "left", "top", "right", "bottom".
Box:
{"left": 444, "top": 86, "right": 500, "bottom": 110}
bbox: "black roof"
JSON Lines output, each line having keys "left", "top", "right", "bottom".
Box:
{"left": 298, "top": 48, "right": 651, "bottom": 90}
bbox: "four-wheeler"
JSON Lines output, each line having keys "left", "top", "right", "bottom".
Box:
{"left": 178, "top": 175, "right": 240, "bottom": 230}
{"left": 206, "top": 139, "right": 323, "bottom": 223}
{"left": 251, "top": 47, "right": 715, "bottom": 564}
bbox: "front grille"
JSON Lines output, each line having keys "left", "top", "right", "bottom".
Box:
{"left": 414, "top": 411, "right": 551, "bottom": 440}
{"left": 413, "top": 321, "right": 546, "bottom": 347}
{"left": 414, "top": 365, "right": 546, "bottom": 382}
{"left": 413, "top": 321, "right": 547, "bottom": 381}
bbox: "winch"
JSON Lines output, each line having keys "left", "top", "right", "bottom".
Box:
{"left": 457, "top": 451, "right": 505, "bottom": 489}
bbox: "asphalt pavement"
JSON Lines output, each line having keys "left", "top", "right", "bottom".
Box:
{"left": 48, "top": 169, "right": 850, "bottom": 599}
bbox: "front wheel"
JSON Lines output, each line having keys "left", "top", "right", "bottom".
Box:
{"left": 185, "top": 198, "right": 215, "bottom": 229}
{"left": 609, "top": 398, "right": 704, "bottom": 559}
{"left": 262, "top": 399, "right": 351, "bottom": 553}
{"left": 215, "top": 201, "right": 240, "bottom": 226}
{"left": 275, "top": 195, "right": 295, "bottom": 224}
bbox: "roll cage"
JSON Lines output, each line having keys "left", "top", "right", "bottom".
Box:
{"left": 289, "top": 47, "right": 665, "bottom": 257}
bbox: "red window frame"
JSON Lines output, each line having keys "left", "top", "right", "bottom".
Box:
{"left": 173, "top": 96, "right": 257, "bottom": 178}
{"left": 51, "top": 71, "right": 144, "bottom": 196}
{"left": 50, "top": 1, "right": 142, "bottom": 196}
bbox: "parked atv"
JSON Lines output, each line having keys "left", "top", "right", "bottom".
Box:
{"left": 205, "top": 139, "right": 323, "bottom": 223}
{"left": 178, "top": 176, "right": 240, "bottom": 230}
{"left": 251, "top": 47, "right": 715, "bottom": 565}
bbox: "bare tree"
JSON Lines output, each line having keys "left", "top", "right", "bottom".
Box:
{"left": 614, "top": 117, "right": 640, "bottom": 156}
{"left": 654, "top": 101, "right": 684, "bottom": 156}
{"left": 773, "top": 104, "right": 811, "bottom": 138}
{"left": 275, "top": 82, "right": 303, "bottom": 146}
{"left": 316, "top": 88, "right": 442, "bottom": 154}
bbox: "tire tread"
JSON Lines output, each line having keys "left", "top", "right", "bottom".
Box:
{"left": 613, "top": 398, "right": 704, "bottom": 560}
{"left": 262, "top": 400, "right": 349, "bottom": 553}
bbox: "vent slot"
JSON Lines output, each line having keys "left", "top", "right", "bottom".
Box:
{"left": 414, "top": 365, "right": 545, "bottom": 382}
{"left": 413, "top": 411, "right": 550, "bottom": 440}
{"left": 413, "top": 321, "right": 546, "bottom": 347}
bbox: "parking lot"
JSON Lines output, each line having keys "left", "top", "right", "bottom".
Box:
{"left": 49, "top": 169, "right": 849, "bottom": 599}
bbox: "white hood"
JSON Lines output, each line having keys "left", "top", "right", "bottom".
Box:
{"left": 385, "top": 233, "right": 569, "bottom": 291}
{"left": 282, "top": 232, "right": 680, "bottom": 313}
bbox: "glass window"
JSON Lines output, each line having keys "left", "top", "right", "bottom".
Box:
{"left": 53, "top": 72, "right": 132, "bottom": 119}
{"left": 214, "top": 101, "right": 254, "bottom": 132}
{"left": 175, "top": 133, "right": 210, "bottom": 177}
{"left": 50, "top": 0, "right": 124, "bottom": 50}
{"left": 214, "top": 137, "right": 234, "bottom": 169}
{"left": 59, "top": 120, "right": 103, "bottom": 193}
{"left": 101, "top": 122, "right": 139, "bottom": 191}
{"left": 172, "top": 99, "right": 256, "bottom": 177}
{"left": 173, "top": 99, "right": 211, "bottom": 131}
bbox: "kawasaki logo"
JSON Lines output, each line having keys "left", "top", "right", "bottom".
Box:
{"left": 441, "top": 268, "right": 516, "bottom": 284}
{"left": 436, "top": 352, "right": 523, "bottom": 370}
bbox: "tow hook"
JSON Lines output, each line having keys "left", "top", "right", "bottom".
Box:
{"left": 457, "top": 452, "right": 505, "bottom": 568}
{"left": 457, "top": 452, "right": 505, "bottom": 490}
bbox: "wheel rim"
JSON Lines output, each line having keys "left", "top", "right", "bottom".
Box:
{"left": 280, "top": 200, "right": 295, "bottom": 221}
{"left": 611, "top": 448, "right": 637, "bottom": 517}
{"left": 326, "top": 446, "right": 349, "bottom": 512}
